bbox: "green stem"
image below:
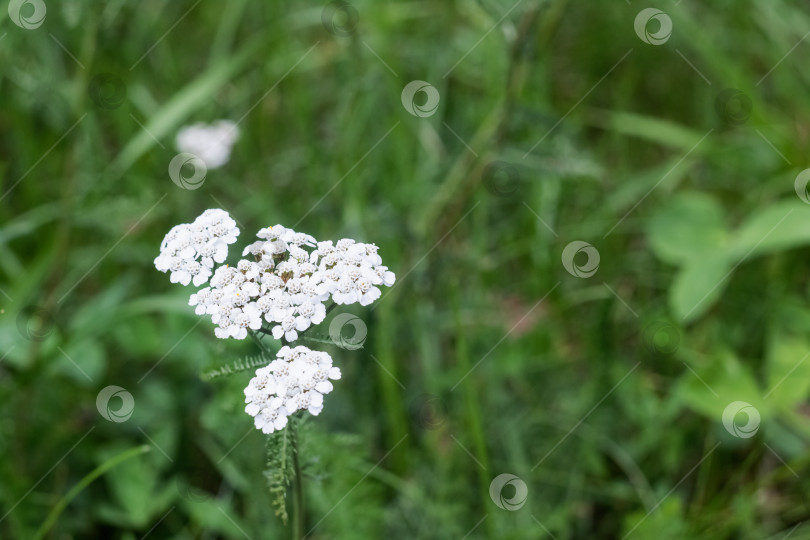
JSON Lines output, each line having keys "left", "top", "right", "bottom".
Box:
{"left": 291, "top": 418, "right": 304, "bottom": 539}
{"left": 32, "top": 445, "right": 151, "bottom": 540}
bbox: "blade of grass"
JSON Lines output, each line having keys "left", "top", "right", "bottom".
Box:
{"left": 32, "top": 445, "right": 151, "bottom": 540}
{"left": 109, "top": 35, "right": 266, "bottom": 174}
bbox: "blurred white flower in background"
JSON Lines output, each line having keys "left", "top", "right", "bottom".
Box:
{"left": 175, "top": 120, "right": 239, "bottom": 169}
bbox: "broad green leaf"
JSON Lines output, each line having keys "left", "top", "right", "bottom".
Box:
{"left": 765, "top": 331, "right": 810, "bottom": 410}
{"left": 677, "top": 349, "right": 767, "bottom": 422}
{"left": 729, "top": 200, "right": 810, "bottom": 260}
{"left": 647, "top": 192, "right": 728, "bottom": 265}
{"left": 669, "top": 253, "right": 731, "bottom": 322}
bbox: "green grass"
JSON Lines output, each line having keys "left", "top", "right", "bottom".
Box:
{"left": 3, "top": 0, "right": 810, "bottom": 538}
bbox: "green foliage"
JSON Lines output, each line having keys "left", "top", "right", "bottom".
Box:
{"left": 648, "top": 194, "right": 810, "bottom": 321}
{"left": 201, "top": 352, "right": 272, "bottom": 381}
{"left": 264, "top": 421, "right": 296, "bottom": 526}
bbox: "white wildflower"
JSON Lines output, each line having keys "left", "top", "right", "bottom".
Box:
{"left": 154, "top": 209, "right": 239, "bottom": 287}
{"left": 175, "top": 120, "right": 239, "bottom": 169}
{"left": 156, "top": 212, "right": 395, "bottom": 342}
{"left": 244, "top": 346, "right": 341, "bottom": 433}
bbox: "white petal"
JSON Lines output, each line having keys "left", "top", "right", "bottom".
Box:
{"left": 231, "top": 327, "right": 248, "bottom": 339}
{"left": 308, "top": 404, "right": 323, "bottom": 416}
{"left": 294, "top": 317, "right": 309, "bottom": 332}
{"left": 214, "top": 327, "right": 229, "bottom": 339}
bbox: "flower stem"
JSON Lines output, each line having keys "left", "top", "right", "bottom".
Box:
{"left": 291, "top": 417, "right": 305, "bottom": 539}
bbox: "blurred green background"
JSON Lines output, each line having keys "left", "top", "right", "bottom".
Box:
{"left": 3, "top": 0, "right": 810, "bottom": 538}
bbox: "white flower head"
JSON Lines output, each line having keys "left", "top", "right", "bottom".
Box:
{"left": 157, "top": 212, "right": 395, "bottom": 343}
{"left": 244, "top": 346, "right": 341, "bottom": 433}
{"left": 154, "top": 209, "right": 240, "bottom": 287}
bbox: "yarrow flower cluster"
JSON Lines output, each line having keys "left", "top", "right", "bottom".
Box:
{"left": 244, "top": 346, "right": 341, "bottom": 433}
{"left": 155, "top": 208, "right": 395, "bottom": 431}
{"left": 153, "top": 209, "right": 239, "bottom": 286}
{"left": 182, "top": 222, "right": 395, "bottom": 342}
